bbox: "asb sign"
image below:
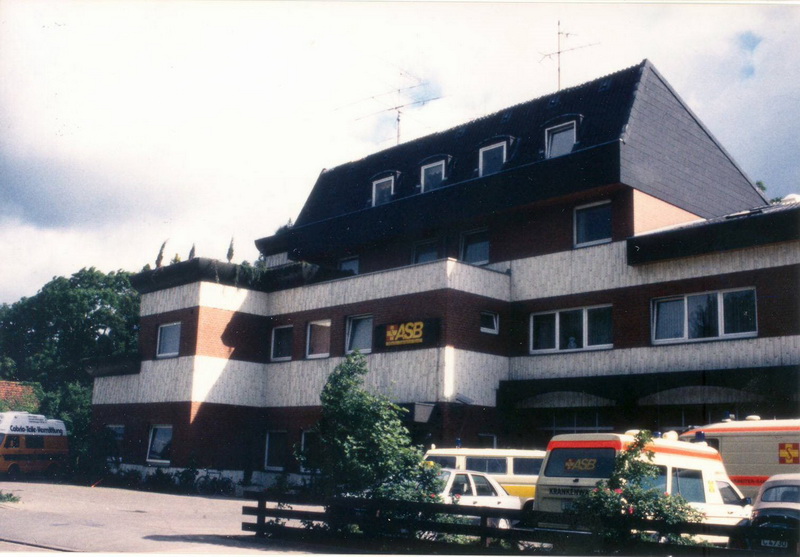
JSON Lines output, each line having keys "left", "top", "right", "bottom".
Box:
{"left": 378, "top": 319, "right": 440, "bottom": 350}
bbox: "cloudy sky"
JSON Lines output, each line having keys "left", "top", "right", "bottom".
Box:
{"left": 1, "top": 1, "right": 798, "bottom": 304}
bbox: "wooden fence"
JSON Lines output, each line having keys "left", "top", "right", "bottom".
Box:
{"left": 242, "top": 491, "right": 770, "bottom": 554}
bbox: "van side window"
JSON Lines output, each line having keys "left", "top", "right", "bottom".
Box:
{"left": 514, "top": 457, "right": 543, "bottom": 476}
{"left": 5, "top": 435, "right": 19, "bottom": 448}
{"left": 466, "top": 457, "right": 507, "bottom": 474}
{"left": 26, "top": 436, "right": 44, "bottom": 449}
{"left": 639, "top": 465, "right": 667, "bottom": 492}
{"left": 426, "top": 455, "right": 456, "bottom": 468}
{"left": 672, "top": 468, "right": 705, "bottom": 502}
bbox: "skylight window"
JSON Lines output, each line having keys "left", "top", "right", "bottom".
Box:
{"left": 545, "top": 121, "right": 576, "bottom": 159}
{"left": 479, "top": 142, "right": 506, "bottom": 177}
{"left": 372, "top": 177, "right": 394, "bottom": 206}
{"left": 421, "top": 161, "right": 446, "bottom": 191}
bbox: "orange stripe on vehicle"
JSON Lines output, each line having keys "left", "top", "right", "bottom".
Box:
{"left": 684, "top": 426, "right": 800, "bottom": 435}
{"left": 546, "top": 440, "right": 721, "bottom": 461}
{"left": 730, "top": 475, "right": 769, "bottom": 486}
{"left": 547, "top": 440, "right": 625, "bottom": 451}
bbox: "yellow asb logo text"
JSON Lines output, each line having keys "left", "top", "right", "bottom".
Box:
{"left": 385, "top": 321, "right": 425, "bottom": 346}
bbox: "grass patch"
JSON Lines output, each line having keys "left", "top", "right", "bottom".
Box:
{"left": 0, "top": 490, "right": 20, "bottom": 503}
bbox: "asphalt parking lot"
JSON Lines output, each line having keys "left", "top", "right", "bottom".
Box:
{"left": 0, "top": 480, "right": 327, "bottom": 553}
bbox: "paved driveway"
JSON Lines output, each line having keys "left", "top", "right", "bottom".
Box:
{"left": 0, "top": 480, "right": 322, "bottom": 553}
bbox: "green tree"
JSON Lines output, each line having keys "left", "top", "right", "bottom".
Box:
{"left": 0, "top": 268, "right": 139, "bottom": 391}
{"left": 0, "top": 268, "right": 140, "bottom": 476}
{"left": 299, "top": 352, "right": 440, "bottom": 502}
{"left": 569, "top": 430, "right": 704, "bottom": 549}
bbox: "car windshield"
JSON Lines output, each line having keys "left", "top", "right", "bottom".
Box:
{"left": 762, "top": 485, "right": 800, "bottom": 504}
{"left": 438, "top": 470, "right": 452, "bottom": 484}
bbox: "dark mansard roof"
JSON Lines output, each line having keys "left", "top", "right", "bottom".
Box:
{"left": 257, "top": 60, "right": 766, "bottom": 260}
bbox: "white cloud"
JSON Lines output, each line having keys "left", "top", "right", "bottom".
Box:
{"left": 1, "top": 0, "right": 798, "bottom": 304}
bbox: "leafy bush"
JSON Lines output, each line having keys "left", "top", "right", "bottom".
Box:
{"left": 297, "top": 352, "right": 443, "bottom": 536}
{"left": 0, "top": 490, "right": 20, "bottom": 503}
{"left": 142, "top": 468, "right": 177, "bottom": 492}
{"left": 569, "top": 430, "right": 704, "bottom": 548}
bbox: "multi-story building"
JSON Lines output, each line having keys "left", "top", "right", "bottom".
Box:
{"left": 90, "top": 60, "right": 799, "bottom": 483}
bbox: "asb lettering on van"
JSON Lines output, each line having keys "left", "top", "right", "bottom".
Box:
{"left": 680, "top": 416, "right": 800, "bottom": 499}
{"left": 0, "top": 412, "right": 69, "bottom": 476}
{"left": 533, "top": 431, "right": 751, "bottom": 541}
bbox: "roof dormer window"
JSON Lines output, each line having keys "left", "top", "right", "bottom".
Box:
{"left": 479, "top": 142, "right": 506, "bottom": 177}
{"left": 372, "top": 176, "right": 394, "bottom": 206}
{"left": 545, "top": 121, "right": 576, "bottom": 159}
{"left": 421, "top": 160, "right": 446, "bottom": 192}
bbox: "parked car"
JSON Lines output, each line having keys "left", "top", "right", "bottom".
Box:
{"left": 728, "top": 473, "right": 800, "bottom": 553}
{"left": 437, "top": 468, "right": 521, "bottom": 528}
{"left": 424, "top": 447, "right": 546, "bottom": 512}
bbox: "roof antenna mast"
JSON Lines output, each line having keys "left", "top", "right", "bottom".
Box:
{"left": 540, "top": 20, "right": 599, "bottom": 91}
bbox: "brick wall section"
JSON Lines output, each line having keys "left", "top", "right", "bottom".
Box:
{"left": 0, "top": 381, "right": 39, "bottom": 410}
{"left": 139, "top": 308, "right": 199, "bottom": 360}
{"left": 196, "top": 306, "right": 269, "bottom": 362}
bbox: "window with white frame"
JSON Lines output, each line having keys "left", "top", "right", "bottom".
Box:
{"left": 414, "top": 240, "right": 439, "bottom": 264}
{"left": 372, "top": 176, "right": 394, "bottom": 206}
{"left": 530, "top": 305, "right": 613, "bottom": 352}
{"left": 156, "top": 322, "right": 181, "bottom": 358}
{"left": 271, "top": 325, "right": 293, "bottom": 361}
{"left": 545, "top": 121, "right": 576, "bottom": 158}
{"left": 264, "top": 431, "right": 288, "bottom": 471}
{"left": 460, "top": 229, "right": 490, "bottom": 265}
{"left": 575, "top": 201, "right": 612, "bottom": 247}
{"left": 652, "top": 288, "right": 757, "bottom": 343}
{"left": 421, "top": 160, "right": 446, "bottom": 191}
{"left": 338, "top": 256, "right": 359, "bottom": 275}
{"left": 480, "top": 311, "right": 499, "bottom": 334}
{"left": 479, "top": 142, "right": 506, "bottom": 176}
{"left": 306, "top": 320, "right": 331, "bottom": 358}
{"left": 346, "top": 314, "right": 373, "bottom": 354}
{"left": 301, "top": 430, "right": 322, "bottom": 473}
{"left": 146, "top": 425, "right": 173, "bottom": 464}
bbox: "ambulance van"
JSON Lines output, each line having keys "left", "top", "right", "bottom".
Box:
{"left": 680, "top": 416, "right": 800, "bottom": 499}
{"left": 0, "top": 412, "right": 69, "bottom": 477}
{"left": 424, "top": 447, "right": 546, "bottom": 511}
{"left": 532, "top": 431, "right": 751, "bottom": 540}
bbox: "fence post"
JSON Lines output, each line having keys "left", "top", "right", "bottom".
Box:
{"left": 480, "top": 515, "right": 489, "bottom": 548}
{"left": 256, "top": 495, "right": 266, "bottom": 538}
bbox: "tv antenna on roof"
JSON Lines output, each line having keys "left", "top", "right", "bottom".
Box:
{"left": 540, "top": 21, "right": 599, "bottom": 91}
{"left": 357, "top": 94, "right": 442, "bottom": 145}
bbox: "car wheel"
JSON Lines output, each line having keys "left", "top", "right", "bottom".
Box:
{"left": 7, "top": 464, "right": 21, "bottom": 480}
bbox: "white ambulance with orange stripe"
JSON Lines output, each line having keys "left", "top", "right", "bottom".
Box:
{"left": 679, "top": 416, "right": 800, "bottom": 499}
{"left": 533, "top": 431, "right": 751, "bottom": 536}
